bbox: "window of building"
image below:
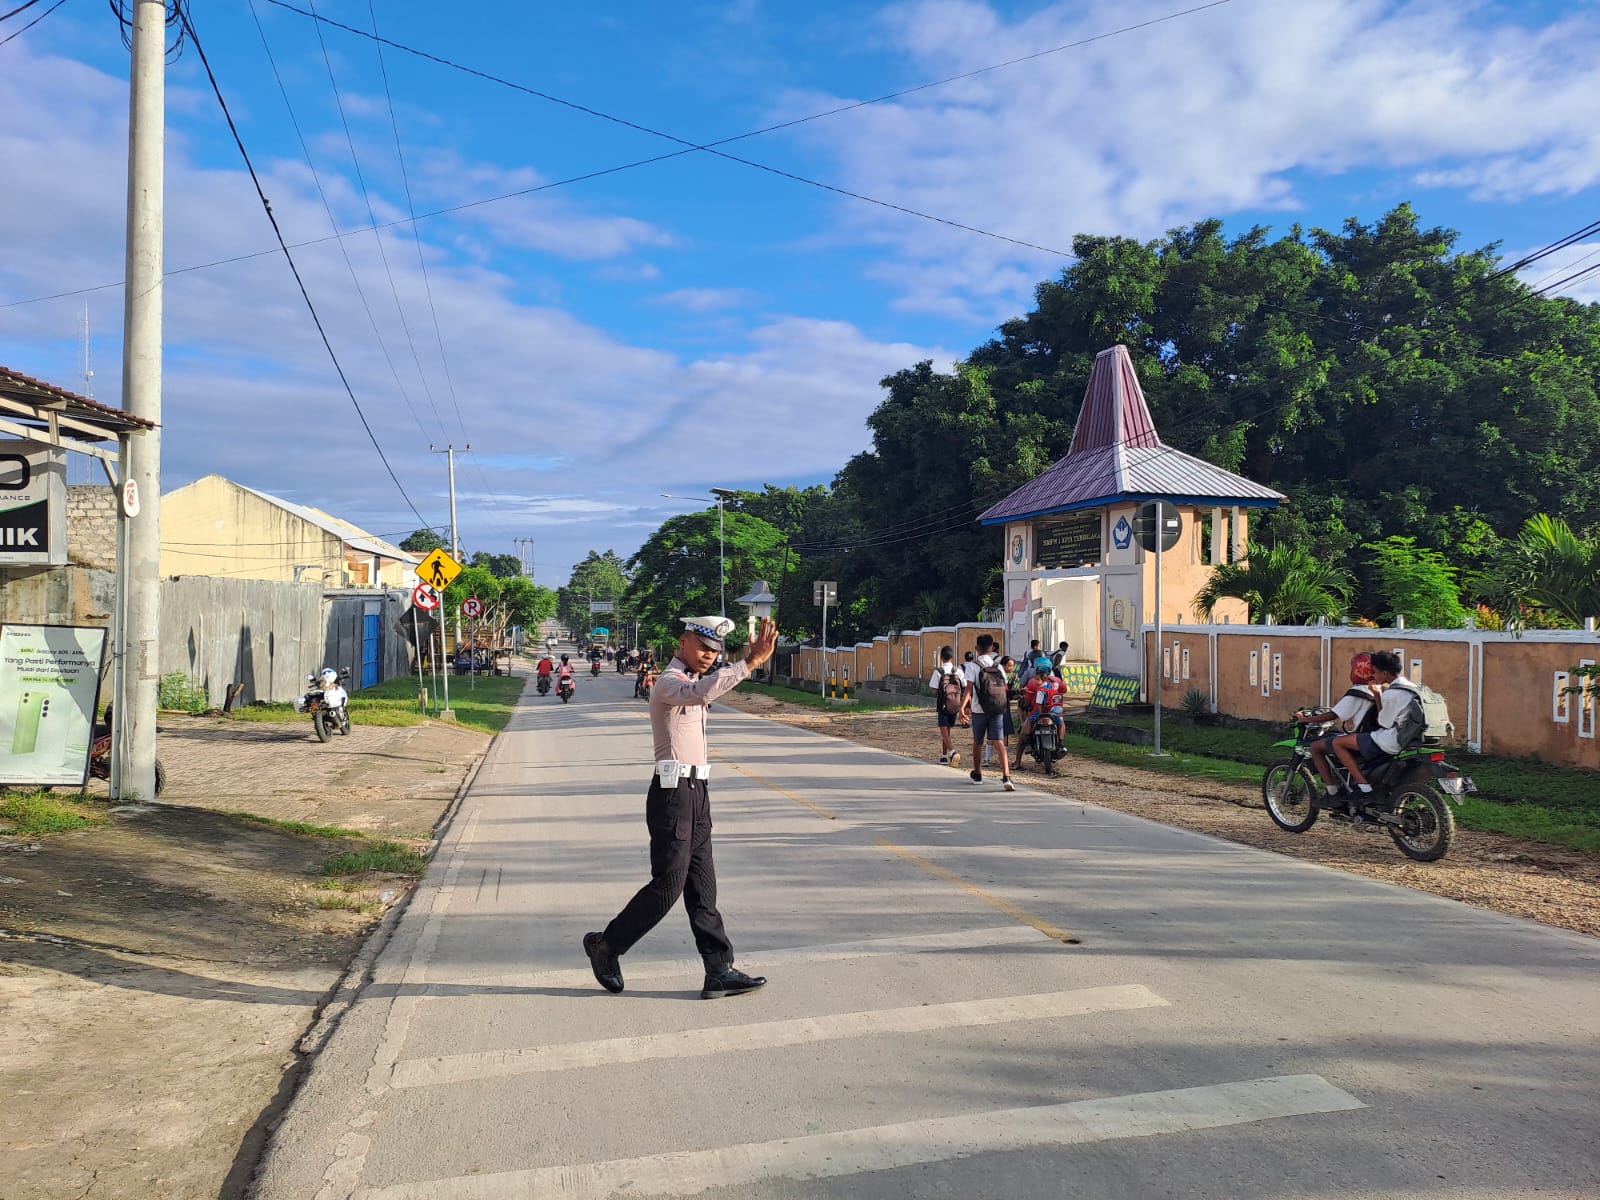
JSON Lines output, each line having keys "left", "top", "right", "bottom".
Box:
{"left": 1249, "top": 651, "right": 1259, "bottom": 688}
{"left": 1553, "top": 672, "right": 1570, "bottom": 724}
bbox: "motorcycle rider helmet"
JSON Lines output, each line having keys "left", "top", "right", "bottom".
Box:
{"left": 1349, "top": 652, "right": 1375, "bottom": 685}
{"left": 318, "top": 667, "right": 339, "bottom": 687}
{"left": 561, "top": 654, "right": 569, "bottom": 663}
{"left": 1035, "top": 657, "right": 1054, "bottom": 672}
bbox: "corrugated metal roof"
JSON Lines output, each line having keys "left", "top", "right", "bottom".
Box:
{"left": 238, "top": 484, "right": 419, "bottom": 563}
{"left": 0, "top": 366, "right": 155, "bottom": 434}
{"left": 1066, "top": 345, "right": 1159, "bottom": 455}
{"left": 978, "top": 344, "right": 1284, "bottom": 525}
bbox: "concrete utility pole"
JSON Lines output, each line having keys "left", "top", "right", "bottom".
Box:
{"left": 114, "top": 0, "right": 166, "bottom": 801}
{"left": 431, "top": 444, "right": 464, "bottom": 558}
{"left": 430, "top": 445, "right": 465, "bottom": 715}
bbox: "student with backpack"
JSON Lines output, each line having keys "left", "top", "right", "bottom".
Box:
{"left": 1327, "top": 651, "right": 1441, "bottom": 801}
{"left": 961, "top": 634, "right": 1015, "bottom": 791}
{"left": 1296, "top": 653, "right": 1381, "bottom": 805}
{"left": 929, "top": 645, "right": 967, "bottom": 766}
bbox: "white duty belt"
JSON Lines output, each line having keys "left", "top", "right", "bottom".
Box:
{"left": 654, "top": 760, "right": 710, "bottom": 786}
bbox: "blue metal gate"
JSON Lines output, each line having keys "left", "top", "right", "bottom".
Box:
{"left": 362, "top": 613, "right": 381, "bottom": 688}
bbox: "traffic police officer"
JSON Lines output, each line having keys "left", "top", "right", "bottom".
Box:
{"left": 584, "top": 613, "right": 779, "bottom": 999}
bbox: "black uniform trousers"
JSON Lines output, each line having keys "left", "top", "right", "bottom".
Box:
{"left": 603, "top": 776, "right": 732, "bottom": 968}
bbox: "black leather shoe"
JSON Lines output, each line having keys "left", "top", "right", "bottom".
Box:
{"left": 701, "top": 965, "right": 766, "bottom": 999}
{"left": 583, "top": 932, "right": 624, "bottom": 994}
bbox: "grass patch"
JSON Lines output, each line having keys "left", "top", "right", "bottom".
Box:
{"left": 738, "top": 681, "right": 922, "bottom": 712}
{"left": 0, "top": 790, "right": 108, "bottom": 836}
{"left": 1063, "top": 734, "right": 1264, "bottom": 787}
{"left": 226, "top": 673, "right": 526, "bottom": 734}
{"left": 228, "top": 700, "right": 425, "bottom": 728}
{"left": 227, "top": 812, "right": 368, "bottom": 839}
{"left": 321, "top": 840, "right": 428, "bottom": 877}
{"left": 1454, "top": 797, "right": 1600, "bottom": 853}
{"left": 362, "top": 674, "right": 526, "bottom": 734}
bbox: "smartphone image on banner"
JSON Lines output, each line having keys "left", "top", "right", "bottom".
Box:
{"left": 12, "top": 691, "right": 45, "bottom": 755}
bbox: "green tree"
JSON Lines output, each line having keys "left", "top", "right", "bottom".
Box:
{"left": 443, "top": 565, "right": 501, "bottom": 628}
{"left": 1364, "top": 536, "right": 1468, "bottom": 628}
{"left": 400, "top": 528, "right": 446, "bottom": 554}
{"left": 558, "top": 550, "right": 630, "bottom": 638}
{"left": 499, "top": 577, "right": 557, "bottom": 629}
{"left": 469, "top": 551, "right": 523, "bottom": 578}
{"left": 1193, "top": 544, "right": 1352, "bottom": 624}
{"left": 1479, "top": 515, "right": 1600, "bottom": 628}
{"left": 626, "top": 511, "right": 787, "bottom": 647}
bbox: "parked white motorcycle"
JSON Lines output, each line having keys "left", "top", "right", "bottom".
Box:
{"left": 295, "top": 667, "right": 351, "bottom": 742}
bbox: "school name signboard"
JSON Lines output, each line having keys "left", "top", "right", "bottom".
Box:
{"left": 1034, "top": 514, "right": 1103, "bottom": 569}
{"left": 0, "top": 624, "right": 107, "bottom": 786}
{"left": 0, "top": 441, "right": 67, "bottom": 566}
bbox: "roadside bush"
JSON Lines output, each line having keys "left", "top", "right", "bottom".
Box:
{"left": 157, "top": 672, "right": 210, "bottom": 713}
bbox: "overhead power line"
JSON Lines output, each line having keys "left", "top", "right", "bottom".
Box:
{"left": 175, "top": 1, "right": 437, "bottom": 531}
{"left": 305, "top": 0, "right": 454, "bottom": 447}
{"left": 263, "top": 0, "right": 1103, "bottom": 260}
{"left": 246, "top": 0, "right": 442, "bottom": 452}
{"left": 0, "top": 0, "right": 65, "bottom": 46}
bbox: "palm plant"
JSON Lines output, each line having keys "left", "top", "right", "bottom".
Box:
{"left": 1193, "top": 544, "right": 1351, "bottom": 624}
{"left": 1478, "top": 515, "right": 1600, "bottom": 628}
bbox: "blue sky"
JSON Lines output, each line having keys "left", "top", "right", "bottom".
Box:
{"left": 3, "top": 0, "right": 1599, "bottom": 584}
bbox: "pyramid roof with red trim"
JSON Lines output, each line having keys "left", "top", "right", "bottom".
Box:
{"left": 978, "top": 344, "right": 1283, "bottom": 526}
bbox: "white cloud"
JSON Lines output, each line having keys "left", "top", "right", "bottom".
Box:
{"left": 1516, "top": 242, "right": 1600, "bottom": 306}
{"left": 651, "top": 287, "right": 758, "bottom": 313}
{"left": 785, "top": 0, "right": 1600, "bottom": 315}
{"left": 0, "top": 38, "right": 943, "bottom": 579}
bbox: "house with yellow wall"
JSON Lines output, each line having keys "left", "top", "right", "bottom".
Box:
{"left": 162, "top": 475, "right": 420, "bottom": 587}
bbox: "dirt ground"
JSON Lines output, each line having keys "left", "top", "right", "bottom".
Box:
{"left": 0, "top": 713, "right": 491, "bottom": 1200}
{"left": 720, "top": 691, "right": 1600, "bottom": 940}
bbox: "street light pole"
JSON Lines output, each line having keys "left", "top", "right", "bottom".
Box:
{"left": 661, "top": 490, "right": 735, "bottom": 618}
{"left": 710, "top": 487, "right": 737, "bottom": 618}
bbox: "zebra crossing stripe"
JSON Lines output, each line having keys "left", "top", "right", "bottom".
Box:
{"left": 391, "top": 984, "right": 1167, "bottom": 1088}
{"left": 354, "top": 1074, "right": 1364, "bottom": 1199}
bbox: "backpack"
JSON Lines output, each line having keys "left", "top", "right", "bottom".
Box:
{"left": 975, "top": 658, "right": 1009, "bottom": 716}
{"left": 936, "top": 667, "right": 965, "bottom": 715}
{"left": 1387, "top": 680, "right": 1452, "bottom": 747}
{"left": 1342, "top": 687, "right": 1381, "bottom": 735}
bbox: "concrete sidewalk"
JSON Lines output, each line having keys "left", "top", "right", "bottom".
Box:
{"left": 254, "top": 669, "right": 1600, "bottom": 1199}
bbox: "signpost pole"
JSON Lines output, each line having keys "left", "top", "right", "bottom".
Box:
{"left": 429, "top": 623, "right": 440, "bottom": 715}
{"left": 412, "top": 604, "right": 426, "bottom": 710}
{"left": 1152, "top": 501, "right": 1166, "bottom": 757}
{"left": 440, "top": 614, "right": 452, "bottom": 719}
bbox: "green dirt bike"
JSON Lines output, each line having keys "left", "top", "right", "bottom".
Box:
{"left": 1261, "top": 709, "right": 1475, "bottom": 862}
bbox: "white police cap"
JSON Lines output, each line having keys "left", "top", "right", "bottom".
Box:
{"left": 681, "top": 615, "right": 736, "bottom": 649}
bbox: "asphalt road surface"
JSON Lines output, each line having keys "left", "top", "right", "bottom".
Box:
{"left": 254, "top": 669, "right": 1600, "bottom": 1199}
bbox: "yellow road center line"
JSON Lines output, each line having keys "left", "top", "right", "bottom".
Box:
{"left": 875, "top": 838, "right": 1080, "bottom": 945}
{"left": 712, "top": 753, "right": 837, "bottom": 820}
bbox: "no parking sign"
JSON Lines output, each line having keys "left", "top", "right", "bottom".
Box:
{"left": 462, "top": 596, "right": 484, "bottom": 619}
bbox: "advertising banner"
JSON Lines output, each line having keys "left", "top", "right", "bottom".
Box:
{"left": 0, "top": 440, "right": 67, "bottom": 566}
{"left": 0, "top": 624, "right": 107, "bottom": 786}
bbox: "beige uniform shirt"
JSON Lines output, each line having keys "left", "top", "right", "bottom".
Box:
{"left": 651, "top": 656, "right": 751, "bottom": 768}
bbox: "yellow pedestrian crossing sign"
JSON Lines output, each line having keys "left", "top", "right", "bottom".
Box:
{"left": 417, "top": 547, "right": 462, "bottom": 591}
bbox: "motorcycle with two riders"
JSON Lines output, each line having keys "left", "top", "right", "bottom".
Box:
{"left": 1261, "top": 655, "right": 1473, "bottom": 862}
